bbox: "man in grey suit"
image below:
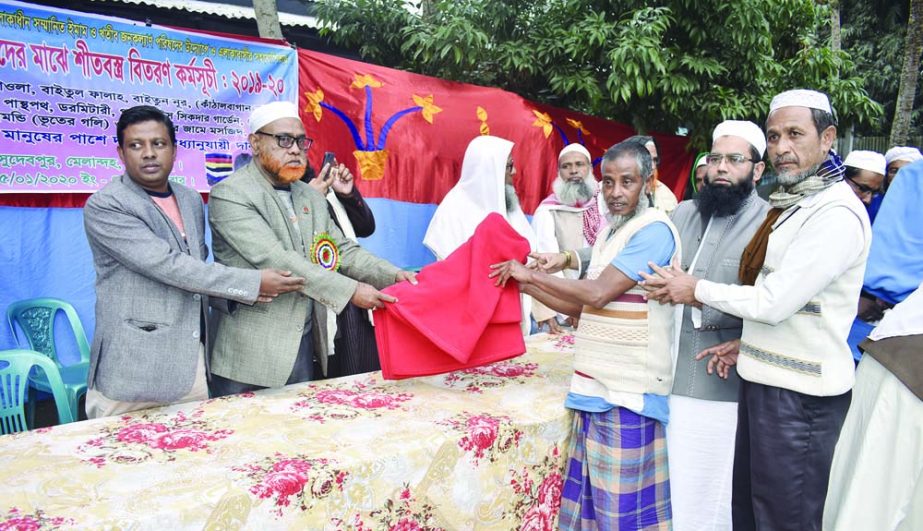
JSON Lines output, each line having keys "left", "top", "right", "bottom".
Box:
{"left": 208, "top": 101, "right": 416, "bottom": 396}
{"left": 83, "top": 105, "right": 305, "bottom": 419}
{"left": 655, "top": 120, "right": 771, "bottom": 531}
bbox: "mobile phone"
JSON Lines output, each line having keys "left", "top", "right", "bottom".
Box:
{"left": 322, "top": 151, "right": 336, "bottom": 169}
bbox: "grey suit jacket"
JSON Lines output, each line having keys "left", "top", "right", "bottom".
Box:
{"left": 670, "top": 191, "right": 771, "bottom": 401}
{"left": 83, "top": 174, "right": 261, "bottom": 403}
{"left": 207, "top": 162, "right": 400, "bottom": 387}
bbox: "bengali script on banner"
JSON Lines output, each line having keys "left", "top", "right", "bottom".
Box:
{"left": 0, "top": 0, "right": 297, "bottom": 193}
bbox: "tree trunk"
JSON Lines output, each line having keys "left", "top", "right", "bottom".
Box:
{"left": 252, "top": 0, "right": 284, "bottom": 40}
{"left": 890, "top": 0, "right": 923, "bottom": 146}
{"left": 830, "top": 0, "right": 841, "bottom": 52}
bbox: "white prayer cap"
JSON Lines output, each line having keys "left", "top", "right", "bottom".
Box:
{"left": 558, "top": 143, "right": 592, "bottom": 162}
{"left": 712, "top": 120, "right": 766, "bottom": 157}
{"left": 844, "top": 150, "right": 886, "bottom": 176}
{"left": 248, "top": 101, "right": 300, "bottom": 134}
{"left": 769, "top": 89, "right": 832, "bottom": 115}
{"left": 884, "top": 146, "right": 923, "bottom": 165}
{"left": 695, "top": 155, "right": 708, "bottom": 168}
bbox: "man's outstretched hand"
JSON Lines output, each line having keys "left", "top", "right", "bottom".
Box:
{"left": 258, "top": 269, "right": 305, "bottom": 303}
{"left": 351, "top": 282, "right": 398, "bottom": 309}
{"left": 489, "top": 260, "right": 534, "bottom": 288}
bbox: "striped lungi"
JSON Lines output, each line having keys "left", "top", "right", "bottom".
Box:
{"left": 558, "top": 407, "right": 672, "bottom": 530}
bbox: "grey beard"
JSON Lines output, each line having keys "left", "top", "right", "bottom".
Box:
{"left": 604, "top": 197, "right": 650, "bottom": 233}
{"left": 777, "top": 161, "right": 822, "bottom": 186}
{"left": 505, "top": 184, "right": 520, "bottom": 213}
{"left": 552, "top": 177, "right": 595, "bottom": 206}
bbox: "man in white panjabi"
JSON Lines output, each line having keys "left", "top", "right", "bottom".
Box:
{"left": 823, "top": 281, "right": 923, "bottom": 531}
{"left": 530, "top": 143, "right": 605, "bottom": 333}
{"left": 641, "top": 89, "right": 871, "bottom": 531}
{"left": 666, "top": 120, "right": 770, "bottom": 531}
{"left": 423, "top": 135, "right": 537, "bottom": 331}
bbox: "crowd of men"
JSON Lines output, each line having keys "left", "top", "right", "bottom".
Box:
{"left": 81, "top": 88, "right": 920, "bottom": 530}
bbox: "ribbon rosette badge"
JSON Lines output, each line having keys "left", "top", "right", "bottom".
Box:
{"left": 311, "top": 233, "right": 340, "bottom": 271}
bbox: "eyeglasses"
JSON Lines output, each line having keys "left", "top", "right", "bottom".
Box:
{"left": 705, "top": 153, "right": 758, "bottom": 166}
{"left": 255, "top": 131, "right": 313, "bottom": 151}
{"left": 845, "top": 176, "right": 881, "bottom": 195}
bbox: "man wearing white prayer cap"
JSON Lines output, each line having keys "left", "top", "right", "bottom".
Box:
{"left": 883, "top": 145, "right": 923, "bottom": 187}
{"left": 843, "top": 150, "right": 886, "bottom": 209}
{"left": 640, "top": 89, "right": 872, "bottom": 531}
{"left": 207, "top": 100, "right": 414, "bottom": 397}
{"left": 666, "top": 120, "right": 771, "bottom": 531}
{"left": 529, "top": 143, "right": 604, "bottom": 333}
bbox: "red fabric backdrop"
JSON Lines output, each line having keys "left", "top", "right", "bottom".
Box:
{"left": 298, "top": 50, "right": 693, "bottom": 214}
{"left": 0, "top": 48, "right": 693, "bottom": 210}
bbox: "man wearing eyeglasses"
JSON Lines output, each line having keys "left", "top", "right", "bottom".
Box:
{"left": 842, "top": 150, "right": 885, "bottom": 223}
{"left": 206, "top": 101, "right": 416, "bottom": 396}
{"left": 641, "top": 90, "right": 872, "bottom": 531}
{"left": 662, "top": 120, "right": 770, "bottom": 531}
{"left": 529, "top": 144, "right": 604, "bottom": 333}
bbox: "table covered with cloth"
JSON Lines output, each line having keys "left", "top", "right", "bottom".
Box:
{"left": 0, "top": 334, "right": 577, "bottom": 530}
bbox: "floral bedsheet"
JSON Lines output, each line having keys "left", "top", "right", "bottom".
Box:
{"left": 0, "top": 334, "right": 577, "bottom": 530}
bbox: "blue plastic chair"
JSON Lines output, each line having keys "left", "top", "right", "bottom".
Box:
{"left": 0, "top": 349, "right": 75, "bottom": 434}
{"left": 6, "top": 298, "right": 90, "bottom": 421}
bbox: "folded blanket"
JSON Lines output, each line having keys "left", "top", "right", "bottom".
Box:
{"left": 376, "top": 213, "right": 530, "bottom": 379}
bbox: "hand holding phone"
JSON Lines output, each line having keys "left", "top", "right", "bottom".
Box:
{"left": 322, "top": 151, "right": 336, "bottom": 172}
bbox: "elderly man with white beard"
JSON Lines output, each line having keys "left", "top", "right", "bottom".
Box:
{"left": 491, "top": 140, "right": 680, "bottom": 529}
{"left": 530, "top": 143, "right": 604, "bottom": 333}
{"left": 641, "top": 89, "right": 872, "bottom": 531}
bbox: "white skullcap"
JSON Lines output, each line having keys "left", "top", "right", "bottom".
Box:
{"left": 884, "top": 146, "right": 923, "bottom": 165}
{"left": 248, "top": 101, "right": 300, "bottom": 134}
{"left": 712, "top": 120, "right": 766, "bottom": 157}
{"left": 844, "top": 150, "right": 886, "bottom": 176}
{"left": 769, "top": 89, "right": 832, "bottom": 114}
{"left": 558, "top": 143, "right": 592, "bottom": 162}
{"left": 695, "top": 155, "right": 708, "bottom": 168}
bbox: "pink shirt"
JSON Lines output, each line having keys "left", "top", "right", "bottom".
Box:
{"left": 150, "top": 193, "right": 187, "bottom": 240}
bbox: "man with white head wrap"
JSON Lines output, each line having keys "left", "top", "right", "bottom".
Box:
{"left": 641, "top": 89, "right": 872, "bottom": 531}
{"left": 208, "top": 101, "right": 413, "bottom": 396}
{"left": 423, "top": 135, "right": 537, "bottom": 332}
{"left": 529, "top": 143, "right": 605, "bottom": 332}
{"left": 666, "top": 120, "right": 771, "bottom": 531}
{"left": 884, "top": 145, "right": 923, "bottom": 187}
{"left": 423, "top": 135, "right": 536, "bottom": 260}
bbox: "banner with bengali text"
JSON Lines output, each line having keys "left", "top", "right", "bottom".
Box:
{"left": 0, "top": 0, "right": 297, "bottom": 193}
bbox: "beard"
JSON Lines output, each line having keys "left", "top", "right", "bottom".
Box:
{"left": 776, "top": 160, "right": 822, "bottom": 186}
{"left": 504, "top": 184, "right": 520, "bottom": 213}
{"left": 258, "top": 151, "right": 307, "bottom": 184}
{"left": 552, "top": 175, "right": 596, "bottom": 206}
{"left": 696, "top": 174, "right": 755, "bottom": 218}
{"left": 604, "top": 193, "right": 650, "bottom": 233}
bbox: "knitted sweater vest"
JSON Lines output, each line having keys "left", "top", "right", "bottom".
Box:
{"left": 572, "top": 208, "right": 681, "bottom": 398}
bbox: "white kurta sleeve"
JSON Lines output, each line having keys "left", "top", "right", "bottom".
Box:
{"left": 694, "top": 205, "right": 866, "bottom": 325}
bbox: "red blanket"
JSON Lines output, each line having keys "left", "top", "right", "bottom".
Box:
{"left": 375, "top": 213, "right": 530, "bottom": 379}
